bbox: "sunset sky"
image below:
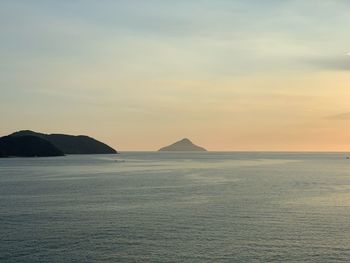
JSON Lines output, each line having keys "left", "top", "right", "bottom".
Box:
{"left": 1, "top": 0, "right": 350, "bottom": 151}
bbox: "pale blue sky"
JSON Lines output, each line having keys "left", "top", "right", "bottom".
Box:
{"left": 1, "top": 0, "right": 350, "bottom": 150}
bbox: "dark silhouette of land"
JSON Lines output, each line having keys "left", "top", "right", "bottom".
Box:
{"left": 10, "top": 130, "right": 117, "bottom": 154}
{"left": 159, "top": 138, "right": 207, "bottom": 151}
{"left": 0, "top": 135, "right": 64, "bottom": 157}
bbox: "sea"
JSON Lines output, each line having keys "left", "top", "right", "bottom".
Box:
{"left": 1, "top": 152, "right": 350, "bottom": 262}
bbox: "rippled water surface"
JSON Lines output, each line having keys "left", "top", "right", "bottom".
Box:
{"left": 1, "top": 152, "right": 350, "bottom": 262}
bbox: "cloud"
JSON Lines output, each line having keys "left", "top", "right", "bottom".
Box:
{"left": 326, "top": 112, "right": 350, "bottom": 120}
{"left": 307, "top": 55, "right": 350, "bottom": 71}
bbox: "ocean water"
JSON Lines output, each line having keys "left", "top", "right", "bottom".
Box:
{"left": 1, "top": 152, "right": 350, "bottom": 262}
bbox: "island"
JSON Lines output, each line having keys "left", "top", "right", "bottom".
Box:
{"left": 159, "top": 138, "right": 207, "bottom": 151}
{"left": 9, "top": 130, "right": 117, "bottom": 155}
{"left": 0, "top": 135, "right": 64, "bottom": 157}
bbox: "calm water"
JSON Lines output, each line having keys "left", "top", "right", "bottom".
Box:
{"left": 1, "top": 152, "right": 350, "bottom": 262}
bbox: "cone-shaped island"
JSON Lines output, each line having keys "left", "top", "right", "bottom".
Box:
{"left": 159, "top": 138, "right": 207, "bottom": 151}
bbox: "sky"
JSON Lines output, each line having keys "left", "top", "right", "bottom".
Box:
{"left": 1, "top": 0, "right": 350, "bottom": 151}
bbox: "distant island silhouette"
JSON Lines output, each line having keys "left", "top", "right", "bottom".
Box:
{"left": 159, "top": 138, "right": 207, "bottom": 151}
{"left": 0, "top": 135, "right": 64, "bottom": 157}
{"left": 0, "top": 130, "right": 117, "bottom": 157}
